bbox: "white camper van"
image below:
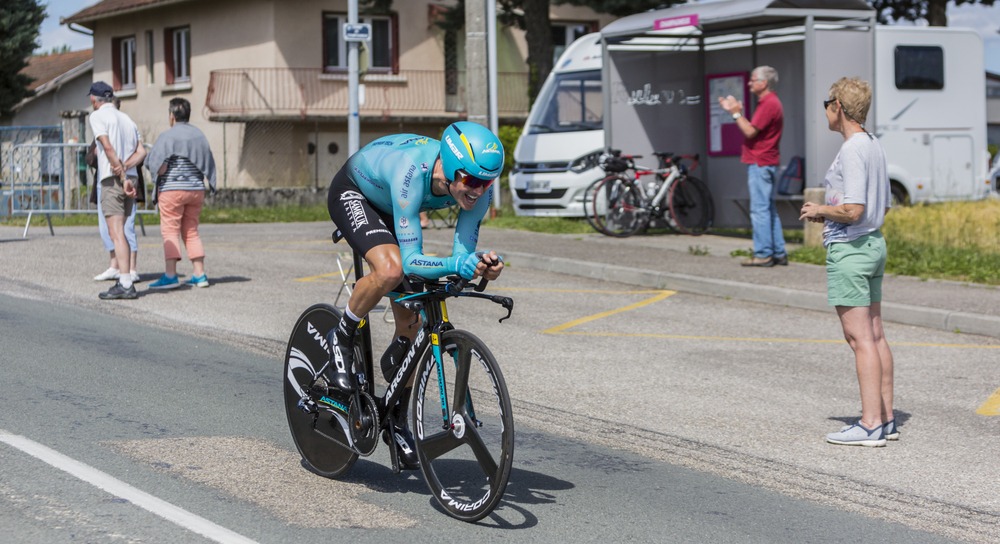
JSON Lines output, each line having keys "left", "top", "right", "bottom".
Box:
{"left": 509, "top": 33, "right": 604, "bottom": 217}
{"left": 511, "top": 26, "right": 991, "bottom": 217}
{"left": 874, "top": 26, "right": 990, "bottom": 204}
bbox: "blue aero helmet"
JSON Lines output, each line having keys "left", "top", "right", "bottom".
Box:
{"left": 439, "top": 121, "right": 504, "bottom": 185}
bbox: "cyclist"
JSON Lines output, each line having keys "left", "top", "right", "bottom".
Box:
{"left": 326, "top": 121, "right": 506, "bottom": 467}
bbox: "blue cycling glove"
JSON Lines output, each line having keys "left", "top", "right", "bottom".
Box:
{"left": 457, "top": 252, "right": 485, "bottom": 280}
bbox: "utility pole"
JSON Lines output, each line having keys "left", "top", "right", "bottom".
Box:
{"left": 466, "top": 0, "right": 501, "bottom": 208}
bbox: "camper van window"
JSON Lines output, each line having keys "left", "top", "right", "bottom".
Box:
{"left": 894, "top": 46, "right": 944, "bottom": 90}
{"left": 529, "top": 70, "right": 603, "bottom": 134}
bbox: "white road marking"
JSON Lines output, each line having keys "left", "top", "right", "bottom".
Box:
{"left": 0, "top": 430, "right": 258, "bottom": 544}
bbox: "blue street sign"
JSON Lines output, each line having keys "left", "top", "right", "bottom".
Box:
{"left": 343, "top": 23, "right": 372, "bottom": 42}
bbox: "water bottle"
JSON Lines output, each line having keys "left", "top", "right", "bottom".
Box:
{"left": 380, "top": 336, "right": 412, "bottom": 382}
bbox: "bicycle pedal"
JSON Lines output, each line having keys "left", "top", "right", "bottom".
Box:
{"left": 297, "top": 397, "right": 317, "bottom": 414}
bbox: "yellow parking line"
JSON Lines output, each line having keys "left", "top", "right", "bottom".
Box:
{"left": 976, "top": 389, "right": 1000, "bottom": 416}
{"left": 543, "top": 290, "right": 676, "bottom": 334}
{"left": 295, "top": 272, "right": 341, "bottom": 282}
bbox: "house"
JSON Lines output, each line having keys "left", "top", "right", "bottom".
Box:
{"left": 1, "top": 48, "right": 94, "bottom": 134}
{"left": 62, "top": 0, "right": 614, "bottom": 190}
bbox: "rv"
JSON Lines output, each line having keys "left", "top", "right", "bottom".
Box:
{"left": 509, "top": 33, "right": 603, "bottom": 217}
{"left": 510, "top": 25, "right": 991, "bottom": 218}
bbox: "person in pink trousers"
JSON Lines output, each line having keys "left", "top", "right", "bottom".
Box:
{"left": 145, "top": 98, "right": 217, "bottom": 290}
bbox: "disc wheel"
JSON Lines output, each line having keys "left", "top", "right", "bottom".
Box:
{"left": 411, "top": 329, "right": 514, "bottom": 522}
{"left": 283, "top": 304, "right": 359, "bottom": 477}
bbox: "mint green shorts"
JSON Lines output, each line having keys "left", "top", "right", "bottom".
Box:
{"left": 826, "top": 231, "right": 886, "bottom": 307}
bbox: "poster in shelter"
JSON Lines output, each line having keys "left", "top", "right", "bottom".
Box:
{"left": 707, "top": 73, "right": 748, "bottom": 156}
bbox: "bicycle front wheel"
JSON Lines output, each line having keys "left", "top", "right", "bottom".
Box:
{"left": 582, "top": 174, "right": 614, "bottom": 234}
{"left": 284, "top": 304, "right": 359, "bottom": 478}
{"left": 668, "top": 175, "right": 714, "bottom": 235}
{"left": 411, "top": 329, "right": 514, "bottom": 522}
{"left": 587, "top": 175, "right": 645, "bottom": 237}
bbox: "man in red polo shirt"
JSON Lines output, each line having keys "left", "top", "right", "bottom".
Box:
{"left": 719, "top": 65, "right": 787, "bottom": 267}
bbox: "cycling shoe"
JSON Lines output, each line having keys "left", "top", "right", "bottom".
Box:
{"left": 383, "top": 424, "right": 419, "bottom": 470}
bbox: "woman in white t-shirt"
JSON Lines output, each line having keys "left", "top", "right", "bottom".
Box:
{"left": 800, "top": 77, "right": 896, "bottom": 447}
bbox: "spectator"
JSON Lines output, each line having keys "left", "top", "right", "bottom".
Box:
{"left": 88, "top": 97, "right": 145, "bottom": 284}
{"left": 88, "top": 81, "right": 145, "bottom": 300}
{"left": 718, "top": 66, "right": 788, "bottom": 267}
{"left": 800, "top": 77, "right": 895, "bottom": 447}
{"left": 145, "top": 97, "right": 217, "bottom": 290}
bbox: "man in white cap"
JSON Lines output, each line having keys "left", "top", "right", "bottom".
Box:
{"left": 88, "top": 81, "right": 146, "bottom": 299}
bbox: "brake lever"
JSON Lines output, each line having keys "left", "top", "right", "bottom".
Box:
{"left": 495, "top": 296, "right": 514, "bottom": 323}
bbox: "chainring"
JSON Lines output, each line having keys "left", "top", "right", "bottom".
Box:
{"left": 348, "top": 390, "right": 379, "bottom": 456}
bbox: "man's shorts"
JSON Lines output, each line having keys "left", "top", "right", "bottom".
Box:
{"left": 826, "top": 231, "right": 886, "bottom": 307}
{"left": 326, "top": 167, "right": 397, "bottom": 257}
{"left": 100, "top": 176, "right": 136, "bottom": 217}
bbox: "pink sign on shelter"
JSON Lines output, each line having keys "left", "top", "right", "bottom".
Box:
{"left": 653, "top": 14, "right": 699, "bottom": 31}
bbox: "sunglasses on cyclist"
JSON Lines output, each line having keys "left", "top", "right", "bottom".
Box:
{"left": 823, "top": 97, "right": 837, "bottom": 110}
{"left": 455, "top": 169, "right": 495, "bottom": 189}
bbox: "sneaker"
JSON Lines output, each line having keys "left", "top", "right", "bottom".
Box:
{"left": 324, "top": 330, "right": 356, "bottom": 394}
{"left": 186, "top": 274, "right": 209, "bottom": 288}
{"left": 826, "top": 421, "right": 886, "bottom": 447}
{"left": 774, "top": 254, "right": 789, "bottom": 266}
{"left": 94, "top": 267, "right": 120, "bottom": 281}
{"left": 148, "top": 274, "right": 181, "bottom": 290}
{"left": 884, "top": 420, "right": 900, "bottom": 441}
{"left": 99, "top": 282, "right": 138, "bottom": 300}
{"left": 130, "top": 271, "right": 141, "bottom": 283}
{"left": 383, "top": 424, "right": 419, "bottom": 470}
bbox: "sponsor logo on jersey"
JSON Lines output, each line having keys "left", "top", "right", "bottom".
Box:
{"left": 410, "top": 258, "right": 438, "bottom": 267}
{"left": 365, "top": 228, "right": 391, "bottom": 237}
{"left": 401, "top": 164, "right": 416, "bottom": 199}
{"left": 399, "top": 216, "right": 409, "bottom": 229}
{"left": 401, "top": 136, "right": 430, "bottom": 146}
{"left": 340, "top": 190, "right": 364, "bottom": 201}
{"left": 445, "top": 135, "right": 464, "bottom": 159}
{"left": 420, "top": 162, "right": 429, "bottom": 172}
{"left": 398, "top": 235, "right": 418, "bottom": 244}
{"left": 399, "top": 200, "right": 410, "bottom": 209}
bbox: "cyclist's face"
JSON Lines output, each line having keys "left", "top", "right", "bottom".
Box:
{"left": 449, "top": 173, "right": 491, "bottom": 210}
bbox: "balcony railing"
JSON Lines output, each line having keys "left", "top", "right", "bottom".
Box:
{"left": 206, "top": 68, "right": 530, "bottom": 121}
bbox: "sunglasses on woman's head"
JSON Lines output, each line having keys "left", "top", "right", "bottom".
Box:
{"left": 455, "top": 169, "right": 494, "bottom": 189}
{"left": 823, "top": 98, "right": 837, "bottom": 110}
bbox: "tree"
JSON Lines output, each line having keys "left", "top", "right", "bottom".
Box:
{"left": 0, "top": 0, "right": 45, "bottom": 116}
{"left": 869, "top": 0, "right": 996, "bottom": 26}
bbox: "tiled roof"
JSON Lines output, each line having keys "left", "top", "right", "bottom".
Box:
{"left": 62, "top": 0, "right": 193, "bottom": 26}
{"left": 22, "top": 49, "right": 93, "bottom": 92}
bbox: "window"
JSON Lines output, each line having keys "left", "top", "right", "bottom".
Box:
{"left": 165, "top": 26, "right": 191, "bottom": 85}
{"left": 551, "top": 22, "right": 594, "bottom": 64}
{"left": 112, "top": 35, "right": 137, "bottom": 90}
{"left": 145, "top": 30, "right": 154, "bottom": 84}
{"left": 894, "top": 46, "right": 944, "bottom": 90}
{"left": 322, "top": 12, "right": 397, "bottom": 73}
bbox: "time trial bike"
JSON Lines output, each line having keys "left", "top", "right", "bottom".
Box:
{"left": 283, "top": 241, "right": 516, "bottom": 522}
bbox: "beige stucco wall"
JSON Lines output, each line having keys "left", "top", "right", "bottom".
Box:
{"left": 5, "top": 75, "right": 92, "bottom": 130}
{"left": 81, "top": 0, "right": 610, "bottom": 189}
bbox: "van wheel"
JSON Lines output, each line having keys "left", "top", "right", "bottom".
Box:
{"left": 890, "top": 182, "right": 910, "bottom": 206}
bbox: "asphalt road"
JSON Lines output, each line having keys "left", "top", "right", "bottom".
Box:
{"left": 0, "top": 222, "right": 998, "bottom": 542}
{"left": 0, "top": 289, "right": 963, "bottom": 544}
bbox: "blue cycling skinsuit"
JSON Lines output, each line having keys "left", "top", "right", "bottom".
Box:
{"left": 327, "top": 133, "right": 493, "bottom": 279}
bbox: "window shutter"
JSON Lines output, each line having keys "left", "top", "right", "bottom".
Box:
{"left": 164, "top": 29, "right": 175, "bottom": 85}
{"left": 112, "top": 37, "right": 122, "bottom": 89}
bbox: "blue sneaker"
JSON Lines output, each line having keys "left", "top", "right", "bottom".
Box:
{"left": 826, "top": 421, "right": 886, "bottom": 447}
{"left": 186, "top": 274, "right": 209, "bottom": 288}
{"left": 148, "top": 274, "right": 180, "bottom": 290}
{"left": 884, "top": 420, "right": 899, "bottom": 441}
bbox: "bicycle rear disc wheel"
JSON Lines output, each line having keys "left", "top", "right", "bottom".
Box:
{"left": 411, "top": 329, "right": 514, "bottom": 522}
{"left": 284, "top": 303, "right": 359, "bottom": 477}
{"left": 668, "top": 175, "right": 714, "bottom": 235}
{"left": 595, "top": 177, "right": 645, "bottom": 237}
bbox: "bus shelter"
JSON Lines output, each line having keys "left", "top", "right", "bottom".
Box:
{"left": 600, "top": 0, "right": 876, "bottom": 228}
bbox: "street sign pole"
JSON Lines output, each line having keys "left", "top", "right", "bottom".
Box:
{"left": 348, "top": 0, "right": 359, "bottom": 155}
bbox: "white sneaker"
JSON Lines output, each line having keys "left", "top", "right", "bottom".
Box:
{"left": 94, "top": 268, "right": 120, "bottom": 281}
{"left": 130, "top": 271, "right": 141, "bottom": 283}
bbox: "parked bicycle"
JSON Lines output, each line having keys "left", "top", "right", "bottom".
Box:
{"left": 583, "top": 149, "right": 714, "bottom": 236}
{"left": 283, "top": 244, "right": 516, "bottom": 522}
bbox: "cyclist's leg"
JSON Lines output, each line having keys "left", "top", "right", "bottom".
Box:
{"left": 326, "top": 170, "right": 399, "bottom": 392}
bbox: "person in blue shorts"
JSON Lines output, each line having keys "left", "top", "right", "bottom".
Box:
{"left": 326, "top": 122, "right": 506, "bottom": 466}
